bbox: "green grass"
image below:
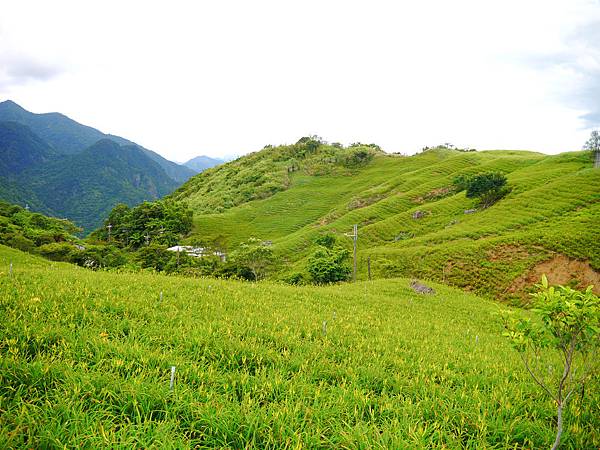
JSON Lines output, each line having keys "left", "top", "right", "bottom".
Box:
{"left": 180, "top": 148, "right": 599, "bottom": 301}
{"left": 1, "top": 245, "right": 598, "bottom": 448}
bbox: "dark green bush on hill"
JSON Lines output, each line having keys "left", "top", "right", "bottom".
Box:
{"left": 465, "top": 172, "right": 507, "bottom": 198}
{"left": 454, "top": 172, "right": 511, "bottom": 208}
{"left": 307, "top": 245, "right": 351, "bottom": 284}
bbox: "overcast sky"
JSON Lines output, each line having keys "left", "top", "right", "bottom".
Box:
{"left": 1, "top": 0, "right": 599, "bottom": 161}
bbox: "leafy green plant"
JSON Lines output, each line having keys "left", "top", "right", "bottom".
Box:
{"left": 465, "top": 172, "right": 507, "bottom": 198}
{"left": 453, "top": 172, "right": 511, "bottom": 208}
{"left": 230, "top": 237, "right": 276, "bottom": 281}
{"left": 501, "top": 275, "right": 600, "bottom": 449}
{"left": 307, "top": 245, "right": 351, "bottom": 284}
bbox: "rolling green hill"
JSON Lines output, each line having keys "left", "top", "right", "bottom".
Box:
{"left": 0, "top": 245, "right": 597, "bottom": 448}
{"left": 171, "top": 141, "right": 600, "bottom": 302}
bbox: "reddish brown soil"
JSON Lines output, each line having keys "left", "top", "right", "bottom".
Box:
{"left": 509, "top": 255, "right": 600, "bottom": 295}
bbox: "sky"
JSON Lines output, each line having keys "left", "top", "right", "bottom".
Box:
{"left": 1, "top": 0, "right": 599, "bottom": 162}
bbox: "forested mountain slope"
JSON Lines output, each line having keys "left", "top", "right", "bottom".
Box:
{"left": 0, "top": 100, "right": 195, "bottom": 182}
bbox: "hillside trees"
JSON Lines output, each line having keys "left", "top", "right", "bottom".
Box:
{"left": 502, "top": 276, "right": 600, "bottom": 450}
{"left": 0, "top": 200, "right": 80, "bottom": 252}
{"left": 229, "top": 237, "right": 275, "bottom": 281}
{"left": 93, "top": 200, "right": 192, "bottom": 248}
{"left": 583, "top": 130, "right": 600, "bottom": 168}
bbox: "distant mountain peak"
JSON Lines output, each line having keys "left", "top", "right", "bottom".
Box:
{"left": 183, "top": 155, "right": 224, "bottom": 172}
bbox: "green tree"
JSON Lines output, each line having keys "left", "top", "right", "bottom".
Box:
{"left": 501, "top": 276, "right": 600, "bottom": 450}
{"left": 94, "top": 200, "right": 192, "bottom": 249}
{"left": 458, "top": 172, "right": 511, "bottom": 208}
{"left": 583, "top": 130, "right": 600, "bottom": 168}
{"left": 307, "top": 245, "right": 351, "bottom": 284}
{"left": 230, "top": 237, "right": 276, "bottom": 281}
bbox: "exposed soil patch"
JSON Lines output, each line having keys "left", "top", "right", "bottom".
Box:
{"left": 412, "top": 186, "right": 455, "bottom": 204}
{"left": 509, "top": 255, "right": 600, "bottom": 296}
{"left": 347, "top": 195, "right": 384, "bottom": 210}
{"left": 487, "top": 245, "right": 532, "bottom": 262}
{"left": 317, "top": 211, "right": 341, "bottom": 226}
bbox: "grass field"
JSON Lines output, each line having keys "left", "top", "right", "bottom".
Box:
{"left": 1, "top": 245, "right": 598, "bottom": 448}
{"left": 180, "top": 148, "right": 599, "bottom": 301}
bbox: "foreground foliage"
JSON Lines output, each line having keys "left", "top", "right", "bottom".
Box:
{"left": 0, "top": 246, "right": 598, "bottom": 448}
{"left": 502, "top": 276, "right": 600, "bottom": 449}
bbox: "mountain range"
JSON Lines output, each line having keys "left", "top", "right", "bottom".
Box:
{"left": 0, "top": 100, "right": 205, "bottom": 231}
{"left": 183, "top": 155, "right": 225, "bottom": 172}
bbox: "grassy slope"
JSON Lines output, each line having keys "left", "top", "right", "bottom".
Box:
{"left": 181, "top": 148, "right": 599, "bottom": 301}
{"left": 1, "top": 245, "right": 598, "bottom": 448}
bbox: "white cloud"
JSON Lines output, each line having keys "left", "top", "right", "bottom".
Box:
{"left": 1, "top": 0, "right": 598, "bottom": 160}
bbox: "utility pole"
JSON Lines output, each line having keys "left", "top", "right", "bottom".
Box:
{"left": 345, "top": 224, "right": 358, "bottom": 282}
{"left": 107, "top": 223, "right": 112, "bottom": 242}
{"left": 25, "top": 203, "right": 30, "bottom": 212}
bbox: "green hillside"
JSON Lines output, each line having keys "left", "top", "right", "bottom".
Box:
{"left": 172, "top": 141, "right": 599, "bottom": 302}
{"left": 1, "top": 245, "right": 597, "bottom": 448}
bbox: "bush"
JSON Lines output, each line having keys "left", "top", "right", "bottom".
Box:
{"left": 314, "top": 234, "right": 336, "bottom": 249}
{"left": 4, "top": 233, "right": 35, "bottom": 252}
{"left": 135, "top": 245, "right": 174, "bottom": 272}
{"left": 476, "top": 186, "right": 512, "bottom": 208}
{"left": 501, "top": 276, "right": 600, "bottom": 449}
{"left": 339, "top": 147, "right": 375, "bottom": 168}
{"left": 454, "top": 172, "right": 510, "bottom": 208}
{"left": 307, "top": 245, "right": 351, "bottom": 284}
{"left": 465, "top": 172, "right": 507, "bottom": 199}
{"left": 71, "top": 245, "right": 128, "bottom": 269}
{"left": 282, "top": 271, "right": 308, "bottom": 285}
{"left": 37, "top": 242, "right": 75, "bottom": 262}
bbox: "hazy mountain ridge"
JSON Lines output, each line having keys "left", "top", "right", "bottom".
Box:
{"left": 183, "top": 155, "right": 224, "bottom": 172}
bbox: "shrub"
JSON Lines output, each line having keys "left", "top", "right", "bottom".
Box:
{"left": 454, "top": 172, "right": 510, "bottom": 208}
{"left": 465, "top": 172, "right": 507, "bottom": 199}
{"left": 307, "top": 245, "right": 351, "bottom": 284}
{"left": 501, "top": 276, "right": 600, "bottom": 450}
{"left": 71, "top": 245, "right": 128, "bottom": 269}
{"left": 4, "top": 233, "right": 35, "bottom": 252}
{"left": 37, "top": 242, "right": 75, "bottom": 262}
{"left": 229, "top": 237, "right": 276, "bottom": 281}
{"left": 314, "top": 234, "right": 336, "bottom": 249}
{"left": 476, "top": 186, "right": 512, "bottom": 208}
